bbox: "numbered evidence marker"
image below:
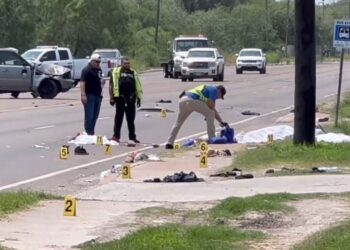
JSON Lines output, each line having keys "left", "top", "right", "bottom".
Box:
{"left": 105, "top": 144, "right": 112, "bottom": 155}
{"left": 161, "top": 108, "right": 167, "bottom": 118}
{"left": 122, "top": 164, "right": 131, "bottom": 179}
{"left": 64, "top": 195, "right": 77, "bottom": 216}
{"left": 96, "top": 135, "right": 103, "bottom": 145}
{"left": 199, "top": 141, "right": 208, "bottom": 153}
{"left": 59, "top": 146, "right": 69, "bottom": 160}
{"left": 174, "top": 143, "right": 181, "bottom": 151}
{"left": 199, "top": 153, "right": 208, "bottom": 168}
{"left": 267, "top": 134, "right": 274, "bottom": 144}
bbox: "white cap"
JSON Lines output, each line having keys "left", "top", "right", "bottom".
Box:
{"left": 90, "top": 53, "right": 101, "bottom": 62}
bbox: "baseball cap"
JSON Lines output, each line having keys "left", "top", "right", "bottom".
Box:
{"left": 90, "top": 53, "right": 101, "bottom": 62}
{"left": 217, "top": 85, "right": 226, "bottom": 99}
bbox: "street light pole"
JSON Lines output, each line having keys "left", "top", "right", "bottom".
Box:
{"left": 285, "top": 0, "right": 290, "bottom": 57}
{"left": 155, "top": 0, "right": 161, "bottom": 47}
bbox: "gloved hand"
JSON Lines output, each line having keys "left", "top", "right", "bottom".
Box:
{"left": 109, "top": 98, "right": 115, "bottom": 106}
{"left": 220, "top": 121, "right": 229, "bottom": 128}
{"left": 136, "top": 98, "right": 141, "bottom": 108}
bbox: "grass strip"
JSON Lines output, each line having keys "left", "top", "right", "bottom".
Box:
{"left": 81, "top": 224, "right": 264, "bottom": 250}
{"left": 292, "top": 220, "right": 350, "bottom": 250}
{"left": 0, "top": 190, "right": 59, "bottom": 218}
{"left": 210, "top": 193, "right": 296, "bottom": 220}
{"left": 234, "top": 141, "right": 350, "bottom": 170}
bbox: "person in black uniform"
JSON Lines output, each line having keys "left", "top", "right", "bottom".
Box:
{"left": 109, "top": 57, "right": 143, "bottom": 143}
{"left": 80, "top": 53, "right": 103, "bottom": 135}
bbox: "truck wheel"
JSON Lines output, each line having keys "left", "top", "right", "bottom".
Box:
{"left": 163, "top": 66, "right": 169, "bottom": 78}
{"left": 188, "top": 78, "right": 193, "bottom": 82}
{"left": 173, "top": 71, "right": 179, "bottom": 79}
{"left": 11, "top": 92, "right": 20, "bottom": 98}
{"left": 181, "top": 78, "right": 187, "bottom": 82}
{"left": 219, "top": 69, "right": 224, "bottom": 81}
{"left": 38, "top": 79, "right": 58, "bottom": 99}
{"left": 236, "top": 68, "right": 242, "bottom": 74}
{"left": 260, "top": 67, "right": 266, "bottom": 74}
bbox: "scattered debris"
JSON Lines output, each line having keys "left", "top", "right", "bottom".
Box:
{"left": 235, "top": 174, "right": 254, "bottom": 179}
{"left": 144, "top": 171, "right": 204, "bottom": 183}
{"left": 74, "top": 146, "right": 88, "bottom": 155}
{"left": 210, "top": 167, "right": 242, "bottom": 177}
{"left": 148, "top": 154, "right": 161, "bottom": 161}
{"left": 265, "top": 169, "right": 275, "bottom": 174}
{"left": 312, "top": 167, "right": 338, "bottom": 173}
{"left": 111, "top": 164, "right": 122, "bottom": 173}
{"left": 156, "top": 99, "right": 172, "bottom": 103}
{"left": 318, "top": 117, "right": 329, "bottom": 122}
{"left": 33, "top": 145, "right": 50, "bottom": 150}
{"left": 134, "top": 153, "right": 148, "bottom": 161}
{"left": 241, "top": 110, "right": 261, "bottom": 116}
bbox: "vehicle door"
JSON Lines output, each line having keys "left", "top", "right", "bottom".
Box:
{"left": 39, "top": 50, "right": 57, "bottom": 65}
{"left": 58, "top": 49, "right": 73, "bottom": 70}
{"left": 216, "top": 50, "right": 224, "bottom": 72}
{"left": 0, "top": 51, "right": 32, "bottom": 91}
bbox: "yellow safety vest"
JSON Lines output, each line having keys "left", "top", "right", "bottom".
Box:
{"left": 188, "top": 84, "right": 209, "bottom": 103}
{"left": 112, "top": 67, "right": 143, "bottom": 99}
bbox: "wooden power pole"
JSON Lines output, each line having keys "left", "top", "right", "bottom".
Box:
{"left": 293, "top": 0, "right": 316, "bottom": 145}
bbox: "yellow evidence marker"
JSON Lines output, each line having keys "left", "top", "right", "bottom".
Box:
{"left": 122, "top": 164, "right": 131, "bottom": 179}
{"left": 199, "top": 141, "right": 208, "bottom": 153}
{"left": 105, "top": 144, "right": 112, "bottom": 155}
{"left": 199, "top": 153, "right": 208, "bottom": 168}
{"left": 64, "top": 195, "right": 77, "bottom": 216}
{"left": 174, "top": 143, "right": 181, "bottom": 151}
{"left": 161, "top": 108, "right": 167, "bottom": 118}
{"left": 59, "top": 146, "right": 69, "bottom": 160}
{"left": 267, "top": 134, "right": 274, "bottom": 144}
{"left": 96, "top": 135, "right": 103, "bottom": 145}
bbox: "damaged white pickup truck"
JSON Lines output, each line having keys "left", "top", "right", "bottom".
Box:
{"left": 180, "top": 47, "right": 224, "bottom": 82}
{"left": 0, "top": 48, "right": 74, "bottom": 99}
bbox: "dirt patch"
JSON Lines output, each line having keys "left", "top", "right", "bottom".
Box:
{"left": 248, "top": 198, "right": 350, "bottom": 250}
{"left": 90, "top": 198, "right": 350, "bottom": 249}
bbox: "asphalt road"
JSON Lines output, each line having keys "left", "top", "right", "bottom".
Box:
{"left": 0, "top": 64, "right": 349, "bottom": 191}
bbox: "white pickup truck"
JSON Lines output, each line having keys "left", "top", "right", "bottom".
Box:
{"left": 21, "top": 46, "right": 89, "bottom": 85}
{"left": 180, "top": 48, "right": 224, "bottom": 82}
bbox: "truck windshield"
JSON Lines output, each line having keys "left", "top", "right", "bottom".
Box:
{"left": 175, "top": 40, "right": 208, "bottom": 52}
{"left": 22, "top": 50, "right": 42, "bottom": 61}
{"left": 188, "top": 51, "right": 215, "bottom": 58}
{"left": 240, "top": 50, "right": 261, "bottom": 56}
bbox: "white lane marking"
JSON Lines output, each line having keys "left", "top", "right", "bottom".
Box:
{"left": 0, "top": 105, "right": 293, "bottom": 191}
{"left": 324, "top": 93, "right": 336, "bottom": 98}
{"left": 34, "top": 125, "right": 56, "bottom": 130}
{"left": 98, "top": 117, "right": 111, "bottom": 120}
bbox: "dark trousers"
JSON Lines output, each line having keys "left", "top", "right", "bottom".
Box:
{"left": 84, "top": 94, "right": 102, "bottom": 135}
{"left": 113, "top": 97, "right": 136, "bottom": 140}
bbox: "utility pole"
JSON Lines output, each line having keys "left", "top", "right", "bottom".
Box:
{"left": 294, "top": 0, "right": 316, "bottom": 145}
{"left": 155, "top": 0, "right": 161, "bottom": 47}
{"left": 284, "top": 0, "right": 290, "bottom": 57}
{"left": 265, "top": 0, "right": 269, "bottom": 45}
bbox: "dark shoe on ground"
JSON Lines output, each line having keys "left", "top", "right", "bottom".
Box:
{"left": 165, "top": 144, "right": 174, "bottom": 150}
{"left": 131, "top": 138, "right": 140, "bottom": 143}
{"left": 74, "top": 146, "right": 89, "bottom": 155}
{"left": 110, "top": 136, "right": 120, "bottom": 143}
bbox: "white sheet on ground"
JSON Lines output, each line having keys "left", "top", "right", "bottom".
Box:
{"left": 68, "top": 133, "right": 118, "bottom": 146}
{"left": 236, "top": 125, "right": 350, "bottom": 144}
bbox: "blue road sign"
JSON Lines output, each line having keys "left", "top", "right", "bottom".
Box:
{"left": 333, "top": 20, "right": 350, "bottom": 48}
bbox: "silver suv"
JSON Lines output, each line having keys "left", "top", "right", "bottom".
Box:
{"left": 236, "top": 48, "right": 266, "bottom": 74}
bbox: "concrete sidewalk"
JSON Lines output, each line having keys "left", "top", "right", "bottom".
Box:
{"left": 1, "top": 144, "right": 350, "bottom": 250}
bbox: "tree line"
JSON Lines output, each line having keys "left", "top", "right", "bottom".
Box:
{"left": 0, "top": 0, "right": 348, "bottom": 67}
